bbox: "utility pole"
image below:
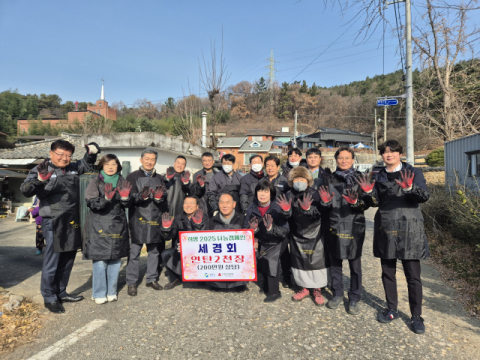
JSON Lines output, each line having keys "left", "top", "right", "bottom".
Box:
{"left": 384, "top": 106, "right": 387, "bottom": 142}
{"left": 384, "top": 0, "right": 414, "bottom": 165}
{"left": 374, "top": 108, "right": 378, "bottom": 164}
{"left": 265, "top": 49, "right": 277, "bottom": 108}
{"left": 405, "top": 0, "right": 414, "bottom": 165}
{"left": 293, "top": 110, "right": 298, "bottom": 148}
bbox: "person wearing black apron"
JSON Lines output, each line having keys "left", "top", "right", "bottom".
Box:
{"left": 125, "top": 148, "right": 167, "bottom": 296}
{"left": 320, "top": 147, "right": 369, "bottom": 315}
{"left": 160, "top": 196, "right": 208, "bottom": 290}
{"left": 164, "top": 155, "right": 192, "bottom": 218}
{"left": 207, "top": 154, "right": 243, "bottom": 215}
{"left": 83, "top": 154, "right": 131, "bottom": 305}
{"left": 191, "top": 152, "right": 219, "bottom": 217}
{"left": 21, "top": 139, "right": 100, "bottom": 313}
{"left": 244, "top": 180, "right": 289, "bottom": 303}
{"left": 264, "top": 155, "right": 292, "bottom": 289}
{"left": 361, "top": 140, "right": 430, "bottom": 334}
{"left": 277, "top": 166, "right": 328, "bottom": 307}
{"left": 207, "top": 192, "right": 248, "bottom": 292}
{"left": 239, "top": 154, "right": 265, "bottom": 214}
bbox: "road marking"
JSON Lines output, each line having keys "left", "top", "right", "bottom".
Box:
{"left": 27, "top": 319, "right": 107, "bottom": 360}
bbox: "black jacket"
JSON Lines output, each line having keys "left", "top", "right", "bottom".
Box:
{"left": 321, "top": 171, "right": 369, "bottom": 260}
{"left": 239, "top": 171, "right": 265, "bottom": 213}
{"left": 83, "top": 175, "right": 130, "bottom": 260}
{"left": 161, "top": 212, "right": 208, "bottom": 275}
{"left": 21, "top": 150, "right": 97, "bottom": 252}
{"left": 208, "top": 211, "right": 247, "bottom": 288}
{"left": 191, "top": 168, "right": 219, "bottom": 216}
{"left": 281, "top": 159, "right": 307, "bottom": 178}
{"left": 366, "top": 162, "right": 430, "bottom": 260}
{"left": 280, "top": 187, "right": 327, "bottom": 270}
{"left": 244, "top": 201, "right": 289, "bottom": 277}
{"left": 165, "top": 172, "right": 192, "bottom": 217}
{"left": 268, "top": 174, "right": 289, "bottom": 198}
{"left": 206, "top": 170, "right": 243, "bottom": 213}
{"left": 126, "top": 169, "right": 167, "bottom": 245}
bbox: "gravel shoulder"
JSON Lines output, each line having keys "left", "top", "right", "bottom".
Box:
{"left": 2, "top": 208, "right": 480, "bottom": 360}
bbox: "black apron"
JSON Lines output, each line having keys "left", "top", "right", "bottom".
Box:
{"left": 374, "top": 178, "right": 428, "bottom": 260}
{"left": 287, "top": 189, "right": 326, "bottom": 271}
{"left": 129, "top": 176, "right": 163, "bottom": 244}
{"left": 50, "top": 173, "right": 82, "bottom": 253}
{"left": 325, "top": 177, "right": 365, "bottom": 260}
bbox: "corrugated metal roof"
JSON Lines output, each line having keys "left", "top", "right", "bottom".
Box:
{"left": 239, "top": 141, "right": 273, "bottom": 152}
{"left": 0, "top": 168, "right": 28, "bottom": 178}
{"left": 0, "top": 159, "right": 37, "bottom": 165}
{"left": 216, "top": 137, "right": 247, "bottom": 148}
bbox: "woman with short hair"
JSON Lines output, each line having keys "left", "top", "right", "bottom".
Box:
{"left": 84, "top": 154, "right": 132, "bottom": 304}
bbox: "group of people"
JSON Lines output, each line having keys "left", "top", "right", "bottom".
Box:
{"left": 21, "top": 137, "right": 430, "bottom": 335}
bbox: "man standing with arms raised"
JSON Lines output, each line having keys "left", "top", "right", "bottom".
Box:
{"left": 21, "top": 139, "right": 100, "bottom": 313}
{"left": 125, "top": 148, "right": 167, "bottom": 296}
{"left": 191, "top": 152, "right": 218, "bottom": 216}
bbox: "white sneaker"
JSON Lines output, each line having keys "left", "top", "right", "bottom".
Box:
{"left": 107, "top": 295, "right": 118, "bottom": 302}
{"left": 94, "top": 297, "right": 108, "bottom": 305}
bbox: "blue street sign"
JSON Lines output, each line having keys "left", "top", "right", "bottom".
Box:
{"left": 377, "top": 98, "right": 398, "bottom": 106}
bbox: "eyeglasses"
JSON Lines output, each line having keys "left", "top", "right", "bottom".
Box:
{"left": 53, "top": 151, "right": 72, "bottom": 159}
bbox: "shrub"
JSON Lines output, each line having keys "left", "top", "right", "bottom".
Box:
{"left": 425, "top": 147, "right": 444, "bottom": 166}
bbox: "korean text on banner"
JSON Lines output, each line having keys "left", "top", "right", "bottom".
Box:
{"left": 179, "top": 229, "right": 257, "bottom": 282}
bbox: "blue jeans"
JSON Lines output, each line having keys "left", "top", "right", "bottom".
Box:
{"left": 92, "top": 259, "right": 121, "bottom": 299}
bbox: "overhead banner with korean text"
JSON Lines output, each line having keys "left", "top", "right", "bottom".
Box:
{"left": 179, "top": 229, "right": 257, "bottom": 282}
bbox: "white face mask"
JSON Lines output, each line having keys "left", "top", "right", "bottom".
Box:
{"left": 251, "top": 164, "right": 263, "bottom": 173}
{"left": 293, "top": 182, "right": 307, "bottom": 192}
{"left": 289, "top": 161, "right": 300, "bottom": 168}
{"left": 222, "top": 165, "right": 233, "bottom": 174}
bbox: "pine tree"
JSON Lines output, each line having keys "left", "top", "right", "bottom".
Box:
{"left": 278, "top": 82, "right": 294, "bottom": 119}
{"left": 255, "top": 77, "right": 267, "bottom": 93}
{"left": 299, "top": 80, "right": 308, "bottom": 94}
{"left": 309, "top": 83, "right": 318, "bottom": 97}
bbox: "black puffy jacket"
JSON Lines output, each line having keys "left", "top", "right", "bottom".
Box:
{"left": 83, "top": 175, "right": 130, "bottom": 260}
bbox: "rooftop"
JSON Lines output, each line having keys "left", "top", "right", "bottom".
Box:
{"left": 216, "top": 137, "right": 247, "bottom": 148}
{"left": 239, "top": 140, "right": 273, "bottom": 152}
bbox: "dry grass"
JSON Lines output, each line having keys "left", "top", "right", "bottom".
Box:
{"left": 422, "top": 181, "right": 480, "bottom": 319}
{"left": 0, "top": 294, "right": 44, "bottom": 354}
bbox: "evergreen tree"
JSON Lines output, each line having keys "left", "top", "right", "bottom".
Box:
{"left": 299, "top": 80, "right": 308, "bottom": 94}
{"left": 164, "top": 97, "right": 176, "bottom": 111}
{"left": 278, "top": 82, "right": 293, "bottom": 119}
{"left": 255, "top": 77, "right": 267, "bottom": 93}
{"left": 309, "top": 83, "right": 318, "bottom": 97}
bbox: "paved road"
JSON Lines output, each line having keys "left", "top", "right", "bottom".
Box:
{"left": 2, "top": 209, "right": 480, "bottom": 360}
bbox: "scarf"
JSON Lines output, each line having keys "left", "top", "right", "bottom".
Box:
{"left": 140, "top": 166, "right": 155, "bottom": 177}
{"left": 334, "top": 166, "right": 356, "bottom": 188}
{"left": 251, "top": 170, "right": 264, "bottom": 179}
{"left": 220, "top": 209, "right": 235, "bottom": 225}
{"left": 258, "top": 201, "right": 270, "bottom": 217}
{"left": 100, "top": 170, "right": 119, "bottom": 188}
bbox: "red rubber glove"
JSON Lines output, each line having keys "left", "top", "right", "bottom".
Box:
{"left": 37, "top": 161, "right": 54, "bottom": 182}
{"left": 248, "top": 218, "right": 259, "bottom": 232}
{"left": 162, "top": 213, "right": 173, "bottom": 228}
{"left": 342, "top": 189, "right": 358, "bottom": 204}
{"left": 118, "top": 181, "right": 132, "bottom": 199}
{"left": 196, "top": 174, "right": 205, "bottom": 187}
{"left": 140, "top": 185, "right": 150, "bottom": 200}
{"left": 319, "top": 186, "right": 334, "bottom": 203}
{"left": 104, "top": 183, "right": 116, "bottom": 201}
{"left": 263, "top": 214, "right": 273, "bottom": 231}
{"left": 396, "top": 170, "right": 414, "bottom": 190}
{"left": 298, "top": 193, "right": 313, "bottom": 211}
{"left": 192, "top": 208, "right": 203, "bottom": 224}
{"left": 356, "top": 174, "right": 375, "bottom": 193}
{"left": 275, "top": 194, "right": 292, "bottom": 212}
{"left": 166, "top": 167, "right": 175, "bottom": 181}
{"left": 181, "top": 170, "right": 190, "bottom": 184}
{"left": 153, "top": 185, "right": 165, "bottom": 201}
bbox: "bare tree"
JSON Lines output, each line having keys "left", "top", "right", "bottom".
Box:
{"left": 199, "top": 28, "right": 231, "bottom": 149}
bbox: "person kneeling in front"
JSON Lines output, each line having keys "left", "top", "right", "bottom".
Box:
{"left": 160, "top": 196, "right": 208, "bottom": 290}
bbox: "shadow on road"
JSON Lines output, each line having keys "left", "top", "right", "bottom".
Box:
{"left": 0, "top": 246, "right": 44, "bottom": 289}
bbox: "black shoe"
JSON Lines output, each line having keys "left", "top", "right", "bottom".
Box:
{"left": 45, "top": 301, "right": 65, "bottom": 314}
{"left": 146, "top": 281, "right": 163, "bottom": 290}
{"left": 264, "top": 292, "right": 282, "bottom": 303}
{"left": 281, "top": 281, "right": 292, "bottom": 289}
{"left": 127, "top": 284, "right": 137, "bottom": 296}
{"left": 59, "top": 294, "right": 84, "bottom": 303}
{"left": 411, "top": 315, "right": 425, "bottom": 334}
{"left": 326, "top": 296, "right": 342, "bottom": 309}
{"left": 378, "top": 309, "right": 399, "bottom": 323}
{"left": 348, "top": 300, "right": 360, "bottom": 315}
{"left": 233, "top": 285, "right": 248, "bottom": 293}
{"left": 164, "top": 278, "right": 181, "bottom": 290}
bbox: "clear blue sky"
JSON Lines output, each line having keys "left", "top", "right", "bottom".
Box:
{"left": 0, "top": 0, "right": 403, "bottom": 106}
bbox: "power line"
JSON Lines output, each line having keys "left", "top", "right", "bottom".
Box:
{"left": 393, "top": 0, "right": 406, "bottom": 71}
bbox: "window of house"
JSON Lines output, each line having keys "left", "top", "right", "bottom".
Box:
{"left": 99, "top": 102, "right": 102, "bottom": 106}
{"left": 98, "top": 110, "right": 101, "bottom": 115}
{"left": 469, "top": 153, "right": 480, "bottom": 177}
